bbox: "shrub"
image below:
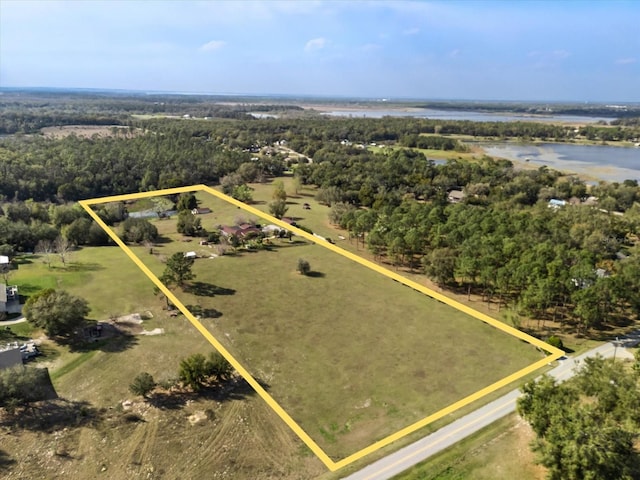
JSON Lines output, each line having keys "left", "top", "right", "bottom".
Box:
{"left": 129, "top": 372, "right": 156, "bottom": 398}
{"left": 546, "top": 335, "right": 564, "bottom": 351}
{"left": 297, "top": 258, "right": 311, "bottom": 276}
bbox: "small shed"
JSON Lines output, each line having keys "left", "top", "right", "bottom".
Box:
{"left": 191, "top": 208, "right": 212, "bottom": 215}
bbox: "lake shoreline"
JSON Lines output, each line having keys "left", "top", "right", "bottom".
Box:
{"left": 480, "top": 142, "right": 640, "bottom": 183}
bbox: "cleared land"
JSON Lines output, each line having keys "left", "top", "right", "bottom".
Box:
{"left": 107, "top": 189, "right": 547, "bottom": 462}
{"left": 3, "top": 246, "right": 326, "bottom": 479}
{"left": 40, "top": 125, "right": 131, "bottom": 139}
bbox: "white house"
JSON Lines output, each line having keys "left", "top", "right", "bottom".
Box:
{"left": 0, "top": 284, "right": 20, "bottom": 314}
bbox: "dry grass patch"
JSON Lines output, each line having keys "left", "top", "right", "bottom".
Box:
{"left": 115, "top": 191, "right": 546, "bottom": 461}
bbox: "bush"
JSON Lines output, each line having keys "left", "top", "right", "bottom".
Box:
{"left": 207, "top": 231, "right": 220, "bottom": 244}
{"left": 546, "top": 335, "right": 564, "bottom": 351}
{"left": 296, "top": 224, "right": 313, "bottom": 234}
{"left": 129, "top": 372, "right": 156, "bottom": 398}
{"left": 297, "top": 258, "right": 311, "bottom": 276}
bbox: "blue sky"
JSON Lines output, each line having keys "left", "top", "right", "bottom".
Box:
{"left": 1, "top": 0, "right": 639, "bottom": 101}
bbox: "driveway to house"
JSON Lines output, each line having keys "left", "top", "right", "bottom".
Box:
{"left": 0, "top": 315, "right": 26, "bottom": 326}
{"left": 341, "top": 333, "right": 638, "bottom": 480}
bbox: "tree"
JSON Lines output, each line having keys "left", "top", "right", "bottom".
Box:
{"left": 207, "top": 352, "right": 233, "bottom": 381}
{"left": 176, "top": 210, "right": 202, "bottom": 236}
{"left": 268, "top": 199, "right": 288, "bottom": 219}
{"left": 121, "top": 217, "right": 158, "bottom": 244}
{"left": 272, "top": 180, "right": 287, "bottom": 202}
{"left": 176, "top": 193, "right": 197, "bottom": 212}
{"left": 231, "top": 184, "right": 253, "bottom": 202}
{"left": 23, "top": 289, "right": 90, "bottom": 337}
{"left": 220, "top": 173, "right": 243, "bottom": 195}
{"left": 63, "top": 217, "right": 92, "bottom": 245}
{"left": 161, "top": 252, "right": 195, "bottom": 288}
{"left": 129, "top": 372, "right": 156, "bottom": 398}
{"left": 55, "top": 235, "right": 72, "bottom": 266}
{"left": 35, "top": 239, "right": 54, "bottom": 269}
{"left": 179, "top": 353, "right": 209, "bottom": 391}
{"left": 518, "top": 359, "right": 640, "bottom": 480}
{"left": 0, "top": 366, "right": 56, "bottom": 414}
{"left": 297, "top": 258, "right": 311, "bottom": 276}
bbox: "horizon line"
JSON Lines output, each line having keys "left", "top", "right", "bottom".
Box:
{"left": 1, "top": 85, "right": 639, "bottom": 106}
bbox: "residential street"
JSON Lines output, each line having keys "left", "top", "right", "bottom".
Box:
{"left": 341, "top": 334, "right": 638, "bottom": 480}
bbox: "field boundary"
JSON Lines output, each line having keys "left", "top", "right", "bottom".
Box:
{"left": 80, "top": 185, "right": 564, "bottom": 472}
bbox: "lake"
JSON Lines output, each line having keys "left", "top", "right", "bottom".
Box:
{"left": 481, "top": 143, "right": 640, "bottom": 182}
{"left": 322, "top": 108, "right": 615, "bottom": 124}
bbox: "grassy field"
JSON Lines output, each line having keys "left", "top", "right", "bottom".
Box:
{"left": 10, "top": 246, "right": 160, "bottom": 320}
{"left": 117, "top": 190, "right": 545, "bottom": 461}
{"left": 244, "top": 177, "right": 601, "bottom": 355}
{"left": 3, "top": 244, "right": 328, "bottom": 479}
{"left": 392, "top": 413, "right": 544, "bottom": 480}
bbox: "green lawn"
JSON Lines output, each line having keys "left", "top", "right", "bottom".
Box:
{"left": 113, "top": 191, "right": 545, "bottom": 460}
{"left": 11, "top": 246, "right": 159, "bottom": 320}
{"left": 10, "top": 245, "right": 219, "bottom": 404}
{"left": 393, "top": 414, "right": 543, "bottom": 480}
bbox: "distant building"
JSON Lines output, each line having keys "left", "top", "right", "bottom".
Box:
{"left": 447, "top": 190, "right": 466, "bottom": 203}
{"left": 548, "top": 198, "right": 567, "bottom": 209}
{"left": 220, "top": 224, "right": 262, "bottom": 239}
{"left": 0, "top": 284, "right": 20, "bottom": 314}
{"left": 191, "top": 208, "right": 212, "bottom": 215}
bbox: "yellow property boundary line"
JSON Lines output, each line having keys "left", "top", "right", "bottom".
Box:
{"left": 79, "top": 185, "right": 564, "bottom": 472}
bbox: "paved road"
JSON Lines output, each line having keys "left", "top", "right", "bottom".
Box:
{"left": 342, "top": 333, "right": 638, "bottom": 480}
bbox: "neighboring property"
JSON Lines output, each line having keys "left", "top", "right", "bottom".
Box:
{"left": 262, "top": 224, "right": 285, "bottom": 236}
{"left": 220, "top": 224, "right": 262, "bottom": 239}
{"left": 0, "top": 255, "right": 9, "bottom": 276}
{"left": 0, "top": 284, "right": 21, "bottom": 314}
{"left": 184, "top": 251, "right": 197, "bottom": 259}
{"left": 191, "top": 207, "right": 212, "bottom": 215}
{"left": 548, "top": 198, "right": 567, "bottom": 209}
{"left": 447, "top": 190, "right": 466, "bottom": 203}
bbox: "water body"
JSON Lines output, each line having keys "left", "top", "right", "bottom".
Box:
{"left": 250, "top": 112, "right": 278, "bottom": 119}
{"left": 481, "top": 143, "right": 640, "bottom": 183}
{"left": 323, "top": 108, "right": 614, "bottom": 124}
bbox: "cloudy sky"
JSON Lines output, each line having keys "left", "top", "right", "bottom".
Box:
{"left": 1, "top": 0, "right": 638, "bottom": 101}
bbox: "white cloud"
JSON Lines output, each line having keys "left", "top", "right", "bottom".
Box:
{"left": 199, "top": 40, "right": 226, "bottom": 52}
{"left": 305, "top": 37, "right": 327, "bottom": 52}
{"left": 615, "top": 57, "right": 637, "bottom": 65}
